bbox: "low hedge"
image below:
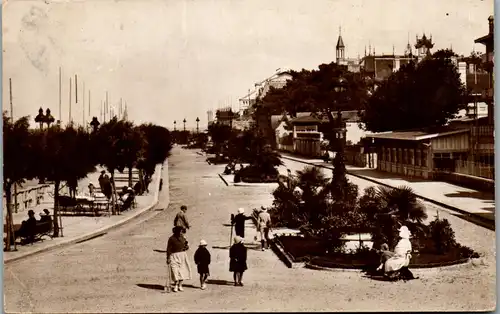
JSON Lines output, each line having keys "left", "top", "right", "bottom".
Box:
{"left": 235, "top": 166, "right": 279, "bottom": 183}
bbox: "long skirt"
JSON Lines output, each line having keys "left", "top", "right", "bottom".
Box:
{"left": 169, "top": 251, "right": 192, "bottom": 281}
{"left": 384, "top": 255, "right": 410, "bottom": 273}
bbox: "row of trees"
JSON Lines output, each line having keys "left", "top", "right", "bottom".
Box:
{"left": 4, "top": 113, "right": 172, "bottom": 250}
{"left": 256, "top": 49, "right": 466, "bottom": 146}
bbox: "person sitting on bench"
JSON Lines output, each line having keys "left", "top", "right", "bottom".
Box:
{"left": 119, "top": 187, "right": 135, "bottom": 211}
{"left": 38, "top": 209, "right": 52, "bottom": 224}
{"left": 17, "top": 210, "right": 37, "bottom": 244}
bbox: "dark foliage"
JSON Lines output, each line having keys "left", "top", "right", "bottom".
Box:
{"left": 362, "top": 50, "right": 466, "bottom": 132}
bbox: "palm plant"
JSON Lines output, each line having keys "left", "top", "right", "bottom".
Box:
{"left": 359, "top": 185, "right": 428, "bottom": 248}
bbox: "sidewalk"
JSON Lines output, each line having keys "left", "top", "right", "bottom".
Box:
{"left": 280, "top": 153, "right": 495, "bottom": 224}
{"left": 3, "top": 164, "right": 164, "bottom": 263}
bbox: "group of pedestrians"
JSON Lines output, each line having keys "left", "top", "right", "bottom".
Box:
{"left": 232, "top": 207, "right": 272, "bottom": 251}
{"left": 165, "top": 204, "right": 261, "bottom": 292}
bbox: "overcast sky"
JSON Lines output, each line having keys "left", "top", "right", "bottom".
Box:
{"left": 2, "top": 0, "right": 493, "bottom": 129}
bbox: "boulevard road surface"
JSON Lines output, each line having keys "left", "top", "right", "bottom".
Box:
{"left": 4, "top": 148, "right": 495, "bottom": 312}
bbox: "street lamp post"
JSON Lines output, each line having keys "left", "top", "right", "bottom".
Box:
{"left": 332, "top": 78, "right": 347, "bottom": 154}
{"left": 35, "top": 107, "right": 45, "bottom": 129}
{"left": 90, "top": 117, "right": 100, "bottom": 133}
{"left": 196, "top": 117, "right": 200, "bottom": 133}
{"left": 183, "top": 118, "right": 186, "bottom": 132}
{"left": 45, "top": 108, "right": 55, "bottom": 128}
{"left": 174, "top": 120, "right": 177, "bottom": 131}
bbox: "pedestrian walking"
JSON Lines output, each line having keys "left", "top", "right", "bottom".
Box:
{"left": 257, "top": 207, "right": 272, "bottom": 251}
{"left": 174, "top": 205, "right": 190, "bottom": 233}
{"left": 231, "top": 208, "right": 252, "bottom": 239}
{"left": 229, "top": 236, "right": 247, "bottom": 286}
{"left": 194, "top": 240, "right": 211, "bottom": 290}
{"left": 166, "top": 226, "right": 192, "bottom": 292}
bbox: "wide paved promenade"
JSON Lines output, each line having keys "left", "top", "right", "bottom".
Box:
{"left": 4, "top": 148, "right": 495, "bottom": 312}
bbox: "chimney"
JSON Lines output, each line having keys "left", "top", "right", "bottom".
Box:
{"left": 488, "top": 15, "right": 494, "bottom": 34}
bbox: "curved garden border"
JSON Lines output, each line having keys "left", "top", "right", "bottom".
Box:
{"left": 251, "top": 213, "right": 477, "bottom": 272}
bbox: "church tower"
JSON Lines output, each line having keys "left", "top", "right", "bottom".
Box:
{"left": 336, "top": 26, "right": 345, "bottom": 64}
{"left": 404, "top": 33, "right": 413, "bottom": 56}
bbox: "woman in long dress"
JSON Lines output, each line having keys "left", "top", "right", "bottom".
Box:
{"left": 384, "top": 225, "right": 412, "bottom": 276}
{"left": 166, "top": 226, "right": 192, "bottom": 292}
{"left": 229, "top": 236, "right": 248, "bottom": 286}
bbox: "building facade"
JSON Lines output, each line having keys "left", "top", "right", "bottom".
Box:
{"left": 367, "top": 128, "right": 471, "bottom": 179}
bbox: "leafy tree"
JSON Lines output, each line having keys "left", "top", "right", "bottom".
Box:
{"left": 258, "top": 64, "right": 368, "bottom": 148}
{"left": 362, "top": 51, "right": 466, "bottom": 132}
{"left": 122, "top": 125, "right": 144, "bottom": 188}
{"left": 3, "top": 113, "right": 37, "bottom": 250}
{"left": 95, "top": 118, "right": 137, "bottom": 213}
{"left": 207, "top": 122, "right": 233, "bottom": 157}
{"left": 33, "top": 123, "right": 96, "bottom": 236}
{"left": 137, "top": 123, "right": 172, "bottom": 192}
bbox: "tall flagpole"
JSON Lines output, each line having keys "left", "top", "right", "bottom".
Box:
{"left": 105, "top": 92, "right": 108, "bottom": 122}
{"left": 9, "top": 78, "right": 13, "bottom": 120}
{"left": 88, "top": 90, "right": 91, "bottom": 118}
{"left": 83, "top": 82, "right": 85, "bottom": 127}
{"left": 69, "top": 77, "right": 72, "bottom": 123}
{"left": 59, "top": 67, "right": 62, "bottom": 123}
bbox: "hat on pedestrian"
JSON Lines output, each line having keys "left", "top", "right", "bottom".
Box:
{"left": 261, "top": 207, "right": 267, "bottom": 212}
{"left": 398, "top": 225, "right": 411, "bottom": 239}
{"left": 88, "top": 182, "right": 94, "bottom": 187}
{"left": 43, "top": 209, "right": 50, "bottom": 215}
{"left": 101, "top": 170, "right": 106, "bottom": 174}
{"left": 127, "top": 187, "right": 133, "bottom": 191}
{"left": 234, "top": 236, "right": 243, "bottom": 244}
{"left": 199, "top": 239, "right": 207, "bottom": 246}
{"left": 237, "top": 208, "right": 244, "bottom": 214}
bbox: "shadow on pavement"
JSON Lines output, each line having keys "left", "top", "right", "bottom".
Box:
{"left": 212, "top": 243, "right": 262, "bottom": 251}
{"left": 153, "top": 249, "right": 166, "bottom": 253}
{"left": 444, "top": 191, "right": 494, "bottom": 201}
{"left": 212, "top": 245, "right": 230, "bottom": 250}
{"left": 206, "top": 279, "right": 234, "bottom": 286}
{"left": 137, "top": 283, "right": 164, "bottom": 291}
{"left": 137, "top": 283, "right": 199, "bottom": 291}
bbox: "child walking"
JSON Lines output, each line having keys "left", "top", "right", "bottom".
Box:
{"left": 194, "top": 240, "right": 211, "bottom": 290}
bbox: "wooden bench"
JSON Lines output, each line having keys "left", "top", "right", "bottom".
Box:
{"left": 7, "top": 221, "right": 53, "bottom": 245}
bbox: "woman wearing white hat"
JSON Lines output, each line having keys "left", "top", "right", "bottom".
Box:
{"left": 384, "top": 225, "right": 412, "bottom": 277}
{"left": 194, "top": 240, "right": 211, "bottom": 290}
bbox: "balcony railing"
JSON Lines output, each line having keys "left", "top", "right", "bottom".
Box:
{"left": 471, "top": 125, "right": 494, "bottom": 138}
{"left": 454, "top": 160, "right": 494, "bottom": 180}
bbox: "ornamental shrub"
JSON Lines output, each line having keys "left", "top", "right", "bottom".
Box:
{"left": 428, "top": 217, "right": 456, "bottom": 254}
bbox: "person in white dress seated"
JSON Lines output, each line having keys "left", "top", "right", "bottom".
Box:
{"left": 384, "top": 225, "right": 412, "bottom": 277}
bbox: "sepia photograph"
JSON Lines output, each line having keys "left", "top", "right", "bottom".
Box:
{"left": 2, "top": 0, "right": 496, "bottom": 312}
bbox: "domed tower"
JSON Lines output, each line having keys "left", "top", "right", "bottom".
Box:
{"left": 415, "top": 33, "right": 434, "bottom": 58}
{"left": 336, "top": 26, "right": 345, "bottom": 64}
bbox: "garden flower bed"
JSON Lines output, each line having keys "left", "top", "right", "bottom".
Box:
{"left": 276, "top": 235, "right": 479, "bottom": 269}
